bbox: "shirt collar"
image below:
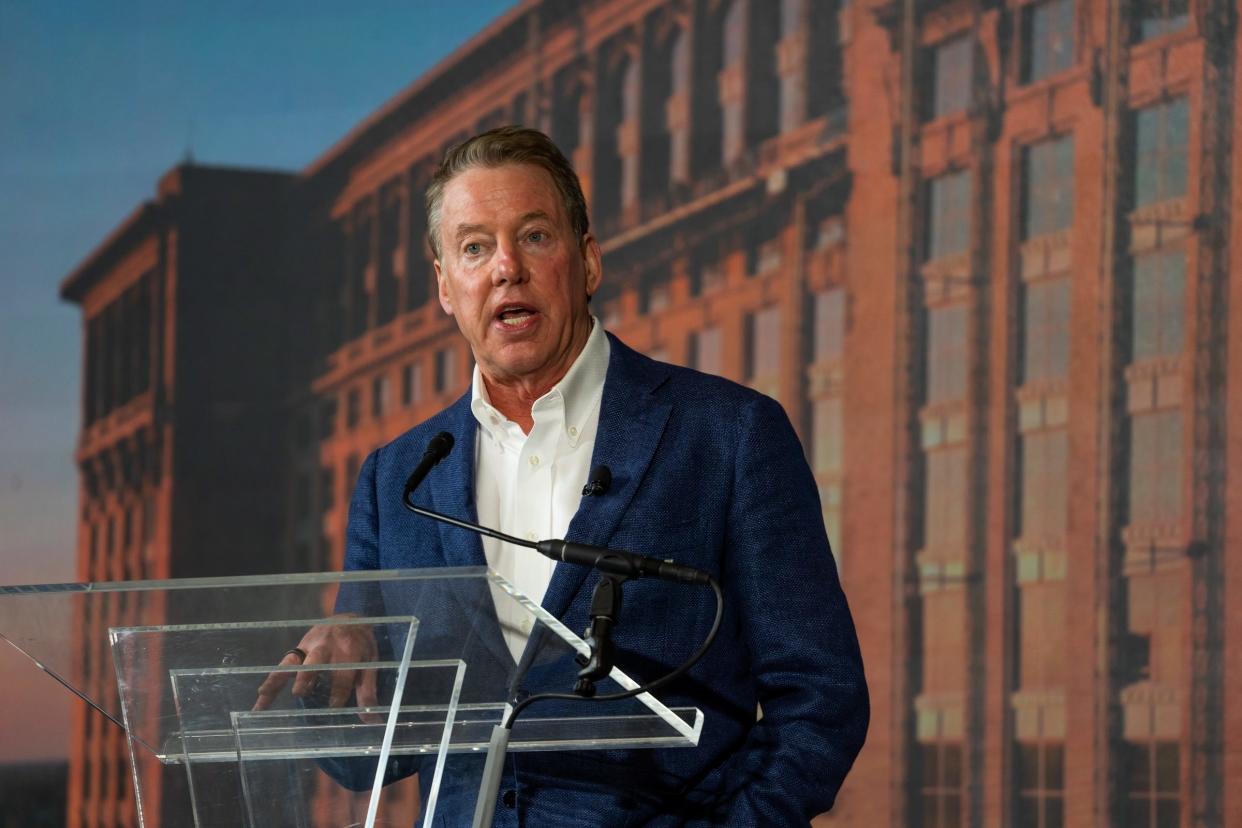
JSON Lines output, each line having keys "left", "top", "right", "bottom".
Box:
{"left": 470, "top": 316, "right": 610, "bottom": 443}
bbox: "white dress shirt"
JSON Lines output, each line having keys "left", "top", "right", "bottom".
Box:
{"left": 470, "top": 318, "right": 610, "bottom": 661}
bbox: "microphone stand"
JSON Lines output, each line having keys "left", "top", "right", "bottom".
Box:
{"left": 574, "top": 572, "right": 626, "bottom": 697}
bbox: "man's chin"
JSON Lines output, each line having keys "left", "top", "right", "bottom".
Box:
{"left": 479, "top": 348, "right": 556, "bottom": 385}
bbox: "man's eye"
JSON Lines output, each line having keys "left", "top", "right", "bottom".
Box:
{"left": 463, "top": 242, "right": 482, "bottom": 255}
{"left": 527, "top": 231, "right": 546, "bottom": 243}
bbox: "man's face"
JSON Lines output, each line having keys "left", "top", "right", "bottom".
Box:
{"left": 434, "top": 163, "right": 602, "bottom": 389}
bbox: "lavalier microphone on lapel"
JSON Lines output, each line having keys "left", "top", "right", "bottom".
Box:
{"left": 581, "top": 465, "right": 612, "bottom": 497}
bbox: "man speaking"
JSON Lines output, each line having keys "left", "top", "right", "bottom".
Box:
{"left": 271, "top": 126, "right": 867, "bottom": 825}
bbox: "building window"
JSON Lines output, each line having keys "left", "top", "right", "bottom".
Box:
{"left": 815, "top": 216, "right": 845, "bottom": 250}
{"left": 1022, "top": 279, "right": 1071, "bottom": 383}
{"left": 670, "top": 27, "right": 692, "bottom": 183}
{"left": 917, "top": 742, "right": 963, "bottom": 828}
{"left": 692, "top": 258, "right": 726, "bottom": 296}
{"left": 620, "top": 57, "right": 641, "bottom": 211}
{"left": 722, "top": 0, "right": 746, "bottom": 164}
{"left": 929, "top": 35, "right": 972, "bottom": 120}
{"left": 1131, "top": 250, "right": 1185, "bottom": 362}
{"left": 779, "top": 0, "right": 808, "bottom": 133}
{"left": 1133, "top": 0, "right": 1189, "bottom": 42}
{"left": 927, "top": 304, "right": 969, "bottom": 404}
{"left": 1022, "top": 135, "right": 1075, "bottom": 239}
{"left": 371, "top": 375, "right": 390, "bottom": 419}
{"left": 88, "top": 523, "right": 99, "bottom": 577}
{"left": 347, "top": 209, "right": 373, "bottom": 340}
{"left": 754, "top": 238, "right": 785, "bottom": 276}
{"left": 745, "top": 306, "right": 783, "bottom": 382}
{"left": 1121, "top": 741, "right": 1180, "bottom": 828}
{"left": 926, "top": 170, "right": 972, "bottom": 261}
{"left": 1018, "top": 429, "right": 1068, "bottom": 543}
{"left": 345, "top": 388, "right": 361, "bottom": 430}
{"left": 344, "top": 454, "right": 361, "bottom": 505}
{"left": 85, "top": 316, "right": 101, "bottom": 424}
{"left": 814, "top": 288, "right": 846, "bottom": 362}
{"left": 688, "top": 326, "right": 724, "bottom": 376}
{"left": 318, "top": 398, "right": 337, "bottom": 440}
{"left": 293, "top": 413, "right": 311, "bottom": 449}
{"left": 1016, "top": 742, "right": 1065, "bottom": 828}
{"left": 295, "top": 474, "right": 311, "bottom": 520}
{"left": 401, "top": 362, "right": 423, "bottom": 407}
{"left": 376, "top": 193, "right": 401, "bottom": 326}
{"left": 642, "top": 270, "right": 672, "bottom": 314}
{"left": 1134, "top": 98, "right": 1189, "bottom": 208}
{"left": 319, "top": 467, "right": 334, "bottom": 513}
{"left": 1022, "top": 0, "right": 1075, "bottom": 84}
{"left": 924, "top": 446, "right": 968, "bottom": 552}
{"left": 812, "top": 397, "right": 843, "bottom": 476}
{"left": 142, "top": 495, "right": 155, "bottom": 547}
{"left": 435, "top": 347, "right": 458, "bottom": 394}
{"left": 1129, "top": 410, "right": 1182, "bottom": 526}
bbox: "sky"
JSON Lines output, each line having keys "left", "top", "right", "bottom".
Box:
{"left": 0, "top": 0, "right": 515, "bottom": 763}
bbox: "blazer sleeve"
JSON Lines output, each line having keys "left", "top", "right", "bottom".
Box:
{"left": 718, "top": 393, "right": 869, "bottom": 823}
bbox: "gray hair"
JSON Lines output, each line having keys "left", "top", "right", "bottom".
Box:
{"left": 425, "top": 125, "right": 590, "bottom": 258}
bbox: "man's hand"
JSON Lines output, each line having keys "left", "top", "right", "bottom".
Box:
{"left": 253, "top": 618, "right": 381, "bottom": 718}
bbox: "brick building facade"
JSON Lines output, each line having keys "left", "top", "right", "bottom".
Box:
{"left": 61, "top": 1, "right": 1239, "bottom": 825}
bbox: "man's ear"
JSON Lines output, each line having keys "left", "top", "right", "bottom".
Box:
{"left": 435, "top": 260, "right": 453, "bottom": 315}
{"left": 581, "top": 234, "right": 603, "bottom": 298}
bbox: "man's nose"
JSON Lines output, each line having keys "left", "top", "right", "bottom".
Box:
{"left": 492, "top": 239, "right": 528, "bottom": 285}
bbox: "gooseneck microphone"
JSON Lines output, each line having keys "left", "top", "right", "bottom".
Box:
{"left": 401, "top": 433, "right": 710, "bottom": 585}
{"left": 401, "top": 431, "right": 454, "bottom": 503}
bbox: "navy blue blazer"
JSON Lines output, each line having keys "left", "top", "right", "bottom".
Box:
{"left": 342, "top": 334, "right": 868, "bottom": 826}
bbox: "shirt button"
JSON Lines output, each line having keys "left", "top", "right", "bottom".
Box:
{"left": 529, "top": 455, "right": 540, "bottom": 467}
{"left": 526, "top": 532, "right": 537, "bottom": 541}
{"left": 568, "top": 426, "right": 578, "bottom": 437}
{"left": 502, "top": 789, "right": 516, "bottom": 808}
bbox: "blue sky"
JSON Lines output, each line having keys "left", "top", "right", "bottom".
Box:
{"left": 0, "top": 0, "right": 513, "bottom": 760}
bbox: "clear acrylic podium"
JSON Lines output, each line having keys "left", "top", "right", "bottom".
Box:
{"left": 0, "top": 567, "right": 703, "bottom": 827}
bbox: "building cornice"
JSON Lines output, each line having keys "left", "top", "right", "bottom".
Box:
{"left": 59, "top": 202, "right": 162, "bottom": 306}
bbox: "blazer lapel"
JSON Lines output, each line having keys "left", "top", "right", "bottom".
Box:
{"left": 541, "top": 336, "right": 672, "bottom": 619}
{"left": 429, "top": 393, "right": 487, "bottom": 569}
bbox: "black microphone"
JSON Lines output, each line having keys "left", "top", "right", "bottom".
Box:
{"left": 401, "top": 431, "right": 454, "bottom": 502}
{"left": 581, "top": 465, "right": 612, "bottom": 497}
{"left": 535, "top": 539, "right": 711, "bottom": 585}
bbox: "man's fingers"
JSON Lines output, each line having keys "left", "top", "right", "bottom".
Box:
{"left": 328, "top": 667, "right": 356, "bottom": 708}
{"left": 253, "top": 652, "right": 303, "bottom": 711}
{"left": 260, "top": 623, "right": 379, "bottom": 708}
{"left": 292, "top": 648, "right": 325, "bottom": 698}
{"left": 356, "top": 667, "right": 380, "bottom": 708}
{"left": 356, "top": 667, "right": 383, "bottom": 724}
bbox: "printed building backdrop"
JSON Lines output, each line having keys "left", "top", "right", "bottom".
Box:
{"left": 50, "top": 0, "right": 1241, "bottom": 826}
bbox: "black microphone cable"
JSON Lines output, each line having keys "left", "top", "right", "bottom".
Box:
{"left": 502, "top": 574, "right": 722, "bottom": 729}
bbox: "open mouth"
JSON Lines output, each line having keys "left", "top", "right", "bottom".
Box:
{"left": 495, "top": 304, "right": 537, "bottom": 328}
